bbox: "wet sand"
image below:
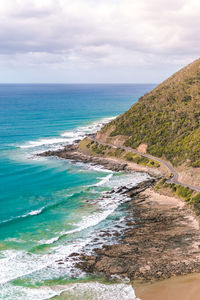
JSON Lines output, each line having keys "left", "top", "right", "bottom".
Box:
{"left": 135, "top": 273, "right": 200, "bottom": 300}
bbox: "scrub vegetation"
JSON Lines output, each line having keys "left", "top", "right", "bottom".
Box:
{"left": 102, "top": 58, "right": 200, "bottom": 167}
{"left": 156, "top": 178, "right": 200, "bottom": 214}
{"left": 78, "top": 138, "right": 160, "bottom": 168}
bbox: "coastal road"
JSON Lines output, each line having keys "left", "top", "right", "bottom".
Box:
{"left": 89, "top": 135, "right": 200, "bottom": 193}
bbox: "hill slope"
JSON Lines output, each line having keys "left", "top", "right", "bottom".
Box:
{"left": 99, "top": 58, "right": 200, "bottom": 167}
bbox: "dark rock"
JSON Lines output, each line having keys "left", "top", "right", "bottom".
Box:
{"left": 38, "top": 143, "right": 200, "bottom": 283}
{"left": 75, "top": 185, "right": 200, "bottom": 282}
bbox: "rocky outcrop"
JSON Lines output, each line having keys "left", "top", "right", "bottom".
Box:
{"left": 38, "top": 144, "right": 162, "bottom": 177}
{"left": 75, "top": 183, "right": 200, "bottom": 282}
{"left": 39, "top": 145, "right": 130, "bottom": 172}
{"left": 39, "top": 144, "right": 200, "bottom": 283}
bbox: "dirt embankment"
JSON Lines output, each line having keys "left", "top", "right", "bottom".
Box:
{"left": 96, "top": 126, "right": 127, "bottom": 147}
{"left": 176, "top": 164, "right": 200, "bottom": 188}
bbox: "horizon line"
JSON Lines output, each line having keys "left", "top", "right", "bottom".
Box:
{"left": 0, "top": 82, "right": 158, "bottom": 85}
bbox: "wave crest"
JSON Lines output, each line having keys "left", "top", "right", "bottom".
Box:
{"left": 18, "top": 116, "right": 116, "bottom": 153}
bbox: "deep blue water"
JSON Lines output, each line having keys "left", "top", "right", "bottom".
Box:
{"left": 0, "top": 84, "right": 155, "bottom": 299}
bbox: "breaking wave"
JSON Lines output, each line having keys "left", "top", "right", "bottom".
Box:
{"left": 18, "top": 116, "right": 115, "bottom": 153}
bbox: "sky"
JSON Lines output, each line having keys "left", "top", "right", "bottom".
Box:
{"left": 0, "top": 0, "right": 200, "bottom": 83}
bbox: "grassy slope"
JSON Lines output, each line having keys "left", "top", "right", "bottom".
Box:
{"left": 78, "top": 138, "right": 160, "bottom": 168}
{"left": 101, "top": 58, "right": 200, "bottom": 167}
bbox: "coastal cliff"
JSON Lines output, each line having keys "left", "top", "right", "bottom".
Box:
{"left": 38, "top": 59, "right": 200, "bottom": 292}
{"left": 97, "top": 58, "right": 200, "bottom": 186}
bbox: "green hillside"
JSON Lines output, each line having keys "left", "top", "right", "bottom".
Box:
{"left": 101, "top": 58, "right": 200, "bottom": 167}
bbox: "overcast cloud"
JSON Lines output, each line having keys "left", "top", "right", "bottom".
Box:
{"left": 0, "top": 0, "right": 199, "bottom": 83}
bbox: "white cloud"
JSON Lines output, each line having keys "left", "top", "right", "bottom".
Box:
{"left": 0, "top": 0, "right": 199, "bottom": 82}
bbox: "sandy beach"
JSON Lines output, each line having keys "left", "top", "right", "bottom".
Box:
{"left": 135, "top": 273, "right": 200, "bottom": 300}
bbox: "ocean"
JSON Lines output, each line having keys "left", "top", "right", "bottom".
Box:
{"left": 0, "top": 84, "right": 155, "bottom": 300}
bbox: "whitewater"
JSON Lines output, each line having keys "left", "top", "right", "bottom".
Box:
{"left": 0, "top": 116, "right": 147, "bottom": 299}
{"left": 0, "top": 84, "right": 154, "bottom": 299}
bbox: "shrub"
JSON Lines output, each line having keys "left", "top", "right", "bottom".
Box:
{"left": 100, "top": 59, "right": 200, "bottom": 168}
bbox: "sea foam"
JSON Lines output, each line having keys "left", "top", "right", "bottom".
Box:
{"left": 94, "top": 173, "right": 113, "bottom": 186}
{"left": 0, "top": 172, "right": 146, "bottom": 300}
{"left": 0, "top": 282, "right": 139, "bottom": 300}
{"left": 18, "top": 116, "right": 116, "bottom": 154}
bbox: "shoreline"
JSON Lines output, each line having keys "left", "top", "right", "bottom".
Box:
{"left": 39, "top": 143, "right": 163, "bottom": 179}
{"left": 134, "top": 273, "right": 200, "bottom": 300}
{"left": 75, "top": 183, "right": 200, "bottom": 281}
{"left": 39, "top": 143, "right": 200, "bottom": 298}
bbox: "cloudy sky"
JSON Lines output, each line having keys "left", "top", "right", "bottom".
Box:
{"left": 0, "top": 0, "right": 199, "bottom": 83}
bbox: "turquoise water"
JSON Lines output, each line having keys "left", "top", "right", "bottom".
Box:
{"left": 0, "top": 84, "right": 154, "bottom": 299}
